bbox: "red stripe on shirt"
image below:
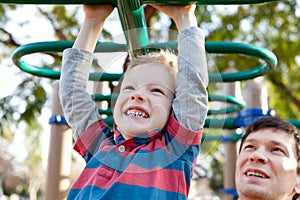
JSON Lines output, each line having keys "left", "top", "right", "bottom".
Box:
{"left": 167, "top": 115, "right": 202, "bottom": 146}
{"left": 74, "top": 120, "right": 108, "bottom": 156}
{"left": 118, "top": 164, "right": 188, "bottom": 195}
{"left": 71, "top": 166, "right": 120, "bottom": 189}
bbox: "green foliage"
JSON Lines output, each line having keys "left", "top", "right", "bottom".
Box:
{"left": 0, "top": 4, "right": 16, "bottom": 22}
{"left": 0, "top": 77, "right": 47, "bottom": 133}
{"left": 198, "top": 1, "right": 300, "bottom": 119}
{"left": 209, "top": 155, "right": 224, "bottom": 192}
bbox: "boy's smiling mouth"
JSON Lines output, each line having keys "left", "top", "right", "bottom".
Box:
{"left": 126, "top": 108, "right": 149, "bottom": 118}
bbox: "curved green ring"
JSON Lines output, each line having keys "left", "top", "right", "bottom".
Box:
{"left": 12, "top": 41, "right": 277, "bottom": 82}
{"left": 208, "top": 94, "right": 245, "bottom": 115}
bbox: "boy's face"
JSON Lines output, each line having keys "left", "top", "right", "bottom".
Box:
{"left": 235, "top": 128, "right": 300, "bottom": 200}
{"left": 113, "top": 63, "right": 176, "bottom": 139}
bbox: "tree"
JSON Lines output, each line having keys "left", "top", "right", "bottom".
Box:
{"left": 201, "top": 1, "right": 300, "bottom": 119}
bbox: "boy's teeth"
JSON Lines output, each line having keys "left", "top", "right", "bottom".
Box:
{"left": 127, "top": 110, "right": 149, "bottom": 118}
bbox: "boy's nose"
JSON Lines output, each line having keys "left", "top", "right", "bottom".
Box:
{"left": 130, "top": 93, "right": 146, "bottom": 103}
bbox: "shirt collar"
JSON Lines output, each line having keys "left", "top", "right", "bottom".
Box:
{"left": 113, "top": 126, "right": 162, "bottom": 147}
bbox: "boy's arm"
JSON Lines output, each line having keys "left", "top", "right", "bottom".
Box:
{"left": 152, "top": 4, "right": 209, "bottom": 131}
{"left": 59, "top": 5, "right": 114, "bottom": 140}
{"left": 73, "top": 5, "right": 114, "bottom": 52}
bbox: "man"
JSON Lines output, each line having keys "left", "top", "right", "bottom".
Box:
{"left": 235, "top": 116, "right": 300, "bottom": 200}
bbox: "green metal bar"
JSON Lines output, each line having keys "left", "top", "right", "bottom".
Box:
{"left": 116, "top": 0, "right": 149, "bottom": 56}
{"left": 0, "top": 0, "right": 278, "bottom": 5}
{"left": 98, "top": 108, "right": 113, "bottom": 115}
{"left": 89, "top": 72, "right": 123, "bottom": 82}
{"left": 11, "top": 40, "right": 74, "bottom": 79}
{"left": 204, "top": 117, "right": 237, "bottom": 129}
{"left": 201, "top": 133, "right": 242, "bottom": 142}
{"left": 91, "top": 93, "right": 119, "bottom": 102}
{"left": 208, "top": 94, "right": 245, "bottom": 115}
{"left": 11, "top": 40, "right": 277, "bottom": 82}
{"left": 103, "top": 116, "right": 114, "bottom": 127}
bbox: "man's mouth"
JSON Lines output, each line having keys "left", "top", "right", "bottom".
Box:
{"left": 126, "top": 109, "right": 149, "bottom": 118}
{"left": 245, "top": 171, "right": 269, "bottom": 178}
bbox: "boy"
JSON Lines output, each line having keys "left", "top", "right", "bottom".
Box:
{"left": 235, "top": 116, "right": 300, "bottom": 200}
{"left": 59, "top": 3, "right": 208, "bottom": 199}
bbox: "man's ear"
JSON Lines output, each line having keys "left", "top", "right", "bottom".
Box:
{"left": 294, "top": 176, "right": 300, "bottom": 194}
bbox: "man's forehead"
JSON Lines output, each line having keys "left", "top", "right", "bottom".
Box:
{"left": 245, "top": 128, "right": 296, "bottom": 147}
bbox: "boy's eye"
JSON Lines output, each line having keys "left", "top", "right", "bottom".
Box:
{"left": 123, "top": 86, "right": 134, "bottom": 90}
{"left": 151, "top": 88, "right": 164, "bottom": 95}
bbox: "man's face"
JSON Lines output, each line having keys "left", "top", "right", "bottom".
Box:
{"left": 235, "top": 128, "right": 300, "bottom": 200}
{"left": 113, "top": 64, "right": 175, "bottom": 139}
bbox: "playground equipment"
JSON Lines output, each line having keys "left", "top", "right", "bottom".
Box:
{"left": 2, "top": 0, "right": 300, "bottom": 199}
{"left": 6, "top": 0, "right": 280, "bottom": 130}
{"left": 11, "top": 39, "right": 277, "bottom": 128}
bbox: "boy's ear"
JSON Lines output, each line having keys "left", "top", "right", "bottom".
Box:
{"left": 294, "top": 176, "right": 300, "bottom": 194}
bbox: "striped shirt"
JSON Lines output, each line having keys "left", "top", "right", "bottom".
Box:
{"left": 69, "top": 115, "right": 202, "bottom": 199}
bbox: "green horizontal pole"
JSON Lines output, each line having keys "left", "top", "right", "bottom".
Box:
{"left": 11, "top": 40, "right": 277, "bottom": 82}
{"left": 91, "top": 93, "right": 119, "bottom": 102}
{"left": 204, "top": 117, "right": 237, "bottom": 129}
{"left": 0, "top": 0, "right": 278, "bottom": 5}
{"left": 208, "top": 94, "right": 246, "bottom": 115}
{"left": 98, "top": 108, "right": 113, "bottom": 115}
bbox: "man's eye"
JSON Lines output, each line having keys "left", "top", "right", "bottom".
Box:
{"left": 272, "top": 147, "right": 285, "bottom": 154}
{"left": 243, "top": 144, "right": 255, "bottom": 150}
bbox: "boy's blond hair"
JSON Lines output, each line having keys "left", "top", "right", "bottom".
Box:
{"left": 127, "top": 50, "right": 178, "bottom": 73}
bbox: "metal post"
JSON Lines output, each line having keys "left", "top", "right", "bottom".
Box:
{"left": 223, "top": 68, "right": 241, "bottom": 200}
{"left": 45, "top": 81, "right": 72, "bottom": 200}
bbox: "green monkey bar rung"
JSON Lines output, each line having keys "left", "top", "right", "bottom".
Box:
{"left": 11, "top": 40, "right": 278, "bottom": 83}
{"left": 0, "top": 0, "right": 278, "bottom": 5}
{"left": 208, "top": 94, "right": 245, "bottom": 115}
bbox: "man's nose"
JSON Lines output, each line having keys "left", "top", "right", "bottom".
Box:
{"left": 249, "top": 150, "right": 268, "bottom": 164}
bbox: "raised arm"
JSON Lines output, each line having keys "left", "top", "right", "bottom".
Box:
{"left": 151, "top": 4, "right": 209, "bottom": 131}
{"left": 73, "top": 4, "right": 115, "bottom": 52}
{"left": 59, "top": 5, "right": 114, "bottom": 140}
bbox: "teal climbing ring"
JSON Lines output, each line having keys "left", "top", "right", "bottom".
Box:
{"left": 12, "top": 40, "right": 277, "bottom": 82}
{"left": 208, "top": 94, "right": 245, "bottom": 115}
